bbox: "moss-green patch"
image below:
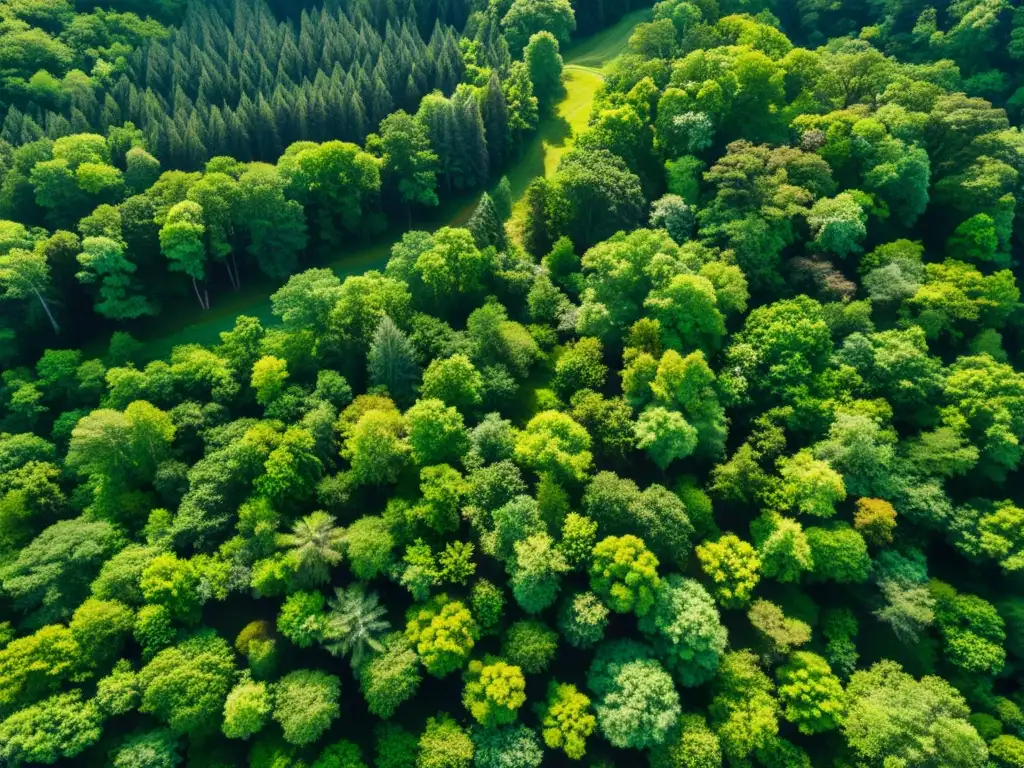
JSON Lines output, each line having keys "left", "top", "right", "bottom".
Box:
{"left": 563, "top": 6, "right": 654, "bottom": 69}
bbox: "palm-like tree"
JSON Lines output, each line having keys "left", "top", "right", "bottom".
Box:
{"left": 322, "top": 585, "right": 391, "bottom": 670}
{"left": 277, "top": 511, "right": 345, "bottom": 586}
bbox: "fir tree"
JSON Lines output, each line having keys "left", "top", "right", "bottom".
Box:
{"left": 368, "top": 314, "right": 421, "bottom": 405}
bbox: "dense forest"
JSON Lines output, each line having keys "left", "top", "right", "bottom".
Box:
{"left": 3, "top": 0, "right": 1024, "bottom": 767}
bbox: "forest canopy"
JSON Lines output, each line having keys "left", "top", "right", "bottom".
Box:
{"left": 2, "top": 0, "right": 1024, "bottom": 767}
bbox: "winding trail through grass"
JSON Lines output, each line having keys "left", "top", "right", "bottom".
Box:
{"left": 139, "top": 7, "right": 652, "bottom": 359}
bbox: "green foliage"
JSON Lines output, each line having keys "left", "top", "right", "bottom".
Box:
{"left": 639, "top": 575, "right": 727, "bottom": 687}
{"left": 5, "top": 7, "right": 1024, "bottom": 765}
{"left": 511, "top": 533, "right": 568, "bottom": 614}
{"left": 138, "top": 632, "right": 235, "bottom": 736}
{"left": 590, "top": 534, "right": 662, "bottom": 617}
{"left": 539, "top": 681, "right": 596, "bottom": 760}
{"left": 502, "top": 620, "right": 558, "bottom": 674}
{"left": 272, "top": 669, "right": 341, "bottom": 746}
{"left": 587, "top": 641, "right": 681, "bottom": 749}
{"left": 417, "top": 714, "right": 474, "bottom": 768}
{"left": 405, "top": 594, "right": 479, "bottom": 678}
{"left": 321, "top": 585, "right": 391, "bottom": 668}
{"left": 462, "top": 658, "right": 526, "bottom": 726}
{"left": 0, "top": 690, "right": 102, "bottom": 765}
{"left": 696, "top": 534, "right": 761, "bottom": 608}
{"left": 558, "top": 591, "right": 609, "bottom": 649}
{"left": 359, "top": 633, "right": 421, "bottom": 719}
{"left": 709, "top": 651, "right": 780, "bottom": 764}
{"left": 471, "top": 724, "right": 543, "bottom": 768}
{"left": 843, "top": 661, "right": 987, "bottom": 767}
{"left": 776, "top": 651, "right": 845, "bottom": 734}
{"left": 222, "top": 676, "right": 272, "bottom": 740}
{"left": 514, "top": 410, "right": 593, "bottom": 482}
{"left": 648, "top": 713, "right": 722, "bottom": 768}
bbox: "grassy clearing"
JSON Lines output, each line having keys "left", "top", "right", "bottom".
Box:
{"left": 563, "top": 6, "right": 654, "bottom": 68}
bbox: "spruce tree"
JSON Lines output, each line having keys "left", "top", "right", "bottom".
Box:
{"left": 467, "top": 192, "right": 505, "bottom": 250}
{"left": 367, "top": 314, "right": 421, "bottom": 405}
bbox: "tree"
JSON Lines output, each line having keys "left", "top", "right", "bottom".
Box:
{"left": 648, "top": 713, "right": 722, "bottom": 768}
{"left": 645, "top": 274, "right": 725, "bottom": 354}
{"left": 709, "top": 650, "right": 780, "bottom": 764}
{"left": 344, "top": 516, "right": 396, "bottom": 581}
{"left": 368, "top": 316, "right": 420, "bottom": 406}
{"left": 0, "top": 691, "right": 102, "bottom": 765}
{"left": 110, "top": 728, "right": 182, "bottom": 768}
{"left": 343, "top": 408, "right": 410, "bottom": 487}
{"left": 272, "top": 669, "right": 341, "bottom": 746}
{"left": 417, "top": 714, "right": 474, "bottom": 768}
{"left": 0, "top": 247, "right": 61, "bottom": 333}
{"left": 638, "top": 575, "right": 727, "bottom": 687}
{"left": 630, "top": 18, "right": 678, "bottom": 58}
{"left": 405, "top": 594, "right": 479, "bottom": 678}
{"left": 503, "top": 0, "right": 576, "bottom": 55}
{"left": 322, "top": 585, "right": 391, "bottom": 669}
{"left": 525, "top": 32, "right": 563, "bottom": 111}
{"left": 805, "top": 524, "right": 871, "bottom": 584}
{"left": 223, "top": 676, "right": 272, "bottom": 740}
{"left": 140, "top": 553, "right": 203, "bottom": 623}
{"left": 650, "top": 194, "right": 694, "bottom": 244}
{"left": 590, "top": 535, "right": 661, "bottom": 617}
{"left": 776, "top": 450, "right": 846, "bottom": 519}
{"left": 406, "top": 399, "right": 469, "bottom": 466}
{"left": 587, "top": 642, "right": 680, "bottom": 749}
{"left": 466, "top": 193, "right": 505, "bottom": 250}
{"left": 160, "top": 200, "right": 208, "bottom": 309}
{"left": 553, "top": 337, "right": 607, "bottom": 399}
{"left": 359, "top": 633, "right": 421, "bottom": 719}
{"left": 511, "top": 533, "right": 569, "bottom": 614}
{"left": 471, "top": 725, "right": 543, "bottom": 768}
{"left": 748, "top": 599, "right": 811, "bottom": 660}
{"left": 514, "top": 410, "right": 593, "bottom": 482}
{"left": 807, "top": 193, "right": 867, "bottom": 257}
{"left": 138, "top": 632, "right": 236, "bottom": 735}
{"left": 695, "top": 534, "right": 761, "bottom": 608}
{"left": 2, "top": 516, "right": 122, "bottom": 626}
{"left": 237, "top": 164, "right": 308, "bottom": 281}
{"left": 558, "top": 590, "right": 608, "bottom": 648}
{"left": 462, "top": 658, "right": 526, "bottom": 726}
{"left": 776, "top": 652, "right": 845, "bottom": 734}
{"left": 636, "top": 407, "right": 699, "bottom": 470}
{"left": 843, "top": 661, "right": 987, "bottom": 767}
{"left": 547, "top": 149, "right": 645, "bottom": 250}
{"left": 277, "top": 591, "right": 326, "bottom": 649}
{"left": 251, "top": 355, "right": 288, "bottom": 406}
{"left": 278, "top": 511, "right": 345, "bottom": 586}
{"left": 502, "top": 620, "right": 558, "bottom": 674}
{"left": 538, "top": 682, "right": 596, "bottom": 760}
{"left": 421, "top": 355, "right": 484, "bottom": 412}
{"left": 370, "top": 110, "right": 439, "bottom": 222}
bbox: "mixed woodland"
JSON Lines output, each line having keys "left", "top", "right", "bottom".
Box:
{"left": 3, "top": 0, "right": 1024, "bottom": 767}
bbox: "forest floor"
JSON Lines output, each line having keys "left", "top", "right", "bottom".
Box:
{"left": 136, "top": 7, "right": 652, "bottom": 360}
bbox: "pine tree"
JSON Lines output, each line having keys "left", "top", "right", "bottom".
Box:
{"left": 466, "top": 192, "right": 505, "bottom": 250}
{"left": 481, "top": 73, "right": 510, "bottom": 171}
{"left": 367, "top": 314, "right": 421, "bottom": 404}
{"left": 493, "top": 176, "right": 513, "bottom": 221}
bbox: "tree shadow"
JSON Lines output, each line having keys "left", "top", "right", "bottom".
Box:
{"left": 504, "top": 113, "right": 574, "bottom": 203}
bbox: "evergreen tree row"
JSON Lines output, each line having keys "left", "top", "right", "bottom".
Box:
{"left": 2, "top": 0, "right": 469, "bottom": 169}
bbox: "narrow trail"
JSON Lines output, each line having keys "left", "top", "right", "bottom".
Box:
{"left": 139, "top": 7, "right": 652, "bottom": 360}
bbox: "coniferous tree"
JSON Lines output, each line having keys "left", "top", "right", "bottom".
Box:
{"left": 467, "top": 192, "right": 505, "bottom": 250}
{"left": 368, "top": 314, "right": 421, "bottom": 405}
